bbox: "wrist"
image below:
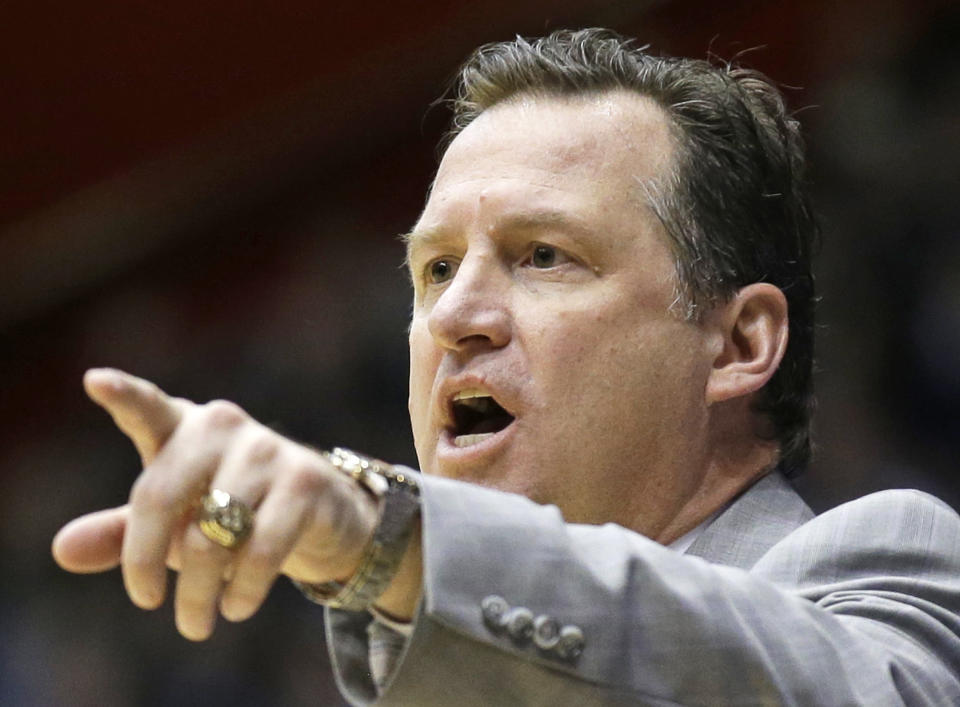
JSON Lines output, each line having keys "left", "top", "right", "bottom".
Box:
{"left": 293, "top": 448, "right": 421, "bottom": 613}
{"left": 325, "top": 471, "right": 381, "bottom": 583}
{"left": 373, "top": 516, "right": 422, "bottom": 622}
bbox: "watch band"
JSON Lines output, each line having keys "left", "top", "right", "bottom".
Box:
{"left": 293, "top": 447, "right": 420, "bottom": 612}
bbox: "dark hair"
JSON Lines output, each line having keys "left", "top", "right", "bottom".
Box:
{"left": 443, "top": 28, "right": 818, "bottom": 476}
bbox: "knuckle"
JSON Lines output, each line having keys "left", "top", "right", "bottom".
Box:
{"left": 284, "top": 458, "right": 326, "bottom": 496}
{"left": 129, "top": 474, "right": 174, "bottom": 511}
{"left": 240, "top": 544, "right": 279, "bottom": 578}
{"left": 202, "top": 399, "right": 246, "bottom": 429}
{"left": 169, "top": 396, "right": 195, "bottom": 415}
{"left": 224, "top": 583, "right": 262, "bottom": 609}
{"left": 176, "top": 586, "right": 203, "bottom": 607}
{"left": 176, "top": 593, "right": 211, "bottom": 615}
{"left": 141, "top": 379, "right": 163, "bottom": 402}
{"left": 244, "top": 433, "right": 279, "bottom": 465}
{"left": 184, "top": 530, "right": 225, "bottom": 561}
{"left": 124, "top": 555, "right": 158, "bottom": 580}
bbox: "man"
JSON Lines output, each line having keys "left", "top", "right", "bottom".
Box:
{"left": 53, "top": 29, "right": 960, "bottom": 705}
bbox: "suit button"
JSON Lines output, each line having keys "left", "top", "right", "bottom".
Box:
{"left": 533, "top": 614, "right": 561, "bottom": 650}
{"left": 556, "top": 625, "right": 585, "bottom": 661}
{"left": 504, "top": 607, "right": 535, "bottom": 642}
{"left": 480, "top": 595, "right": 510, "bottom": 631}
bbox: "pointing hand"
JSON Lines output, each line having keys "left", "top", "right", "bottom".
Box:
{"left": 51, "top": 368, "right": 406, "bottom": 640}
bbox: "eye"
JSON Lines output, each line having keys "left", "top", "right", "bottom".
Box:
{"left": 527, "top": 244, "right": 571, "bottom": 269}
{"left": 427, "top": 258, "right": 458, "bottom": 284}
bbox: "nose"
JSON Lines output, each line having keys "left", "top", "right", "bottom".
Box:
{"left": 427, "top": 251, "right": 511, "bottom": 352}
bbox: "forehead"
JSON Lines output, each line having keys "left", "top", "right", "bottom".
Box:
{"left": 412, "top": 91, "right": 674, "bottom": 243}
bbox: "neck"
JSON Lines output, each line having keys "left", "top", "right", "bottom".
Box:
{"left": 653, "top": 433, "right": 779, "bottom": 546}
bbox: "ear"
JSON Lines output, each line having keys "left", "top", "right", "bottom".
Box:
{"left": 705, "top": 283, "right": 789, "bottom": 406}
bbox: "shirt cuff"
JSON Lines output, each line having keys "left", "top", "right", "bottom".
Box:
{"left": 369, "top": 605, "right": 415, "bottom": 637}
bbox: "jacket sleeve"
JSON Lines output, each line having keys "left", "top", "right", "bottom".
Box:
{"left": 326, "top": 474, "right": 960, "bottom": 706}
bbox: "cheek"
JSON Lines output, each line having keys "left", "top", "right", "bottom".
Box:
{"left": 408, "top": 320, "right": 440, "bottom": 429}
{"left": 530, "top": 305, "right": 639, "bottom": 371}
{"left": 531, "top": 308, "right": 701, "bottom": 418}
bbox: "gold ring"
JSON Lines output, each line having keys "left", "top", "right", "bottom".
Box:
{"left": 197, "top": 489, "right": 254, "bottom": 549}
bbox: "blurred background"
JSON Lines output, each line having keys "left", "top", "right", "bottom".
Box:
{"left": 1, "top": 0, "right": 957, "bottom": 704}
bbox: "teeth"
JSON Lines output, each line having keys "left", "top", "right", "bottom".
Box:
{"left": 454, "top": 433, "right": 495, "bottom": 448}
{"left": 453, "top": 389, "right": 490, "bottom": 401}
{"left": 453, "top": 389, "right": 496, "bottom": 413}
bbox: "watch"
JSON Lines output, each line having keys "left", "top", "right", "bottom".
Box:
{"left": 293, "top": 447, "right": 421, "bottom": 612}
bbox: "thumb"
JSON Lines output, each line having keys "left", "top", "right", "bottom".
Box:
{"left": 84, "top": 368, "right": 187, "bottom": 465}
{"left": 52, "top": 506, "right": 128, "bottom": 573}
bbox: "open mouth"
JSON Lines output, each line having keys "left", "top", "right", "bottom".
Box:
{"left": 450, "top": 390, "right": 515, "bottom": 448}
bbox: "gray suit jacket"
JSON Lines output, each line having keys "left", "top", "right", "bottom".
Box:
{"left": 325, "top": 472, "right": 960, "bottom": 705}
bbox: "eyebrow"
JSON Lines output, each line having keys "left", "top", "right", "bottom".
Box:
{"left": 399, "top": 226, "right": 444, "bottom": 249}
{"left": 402, "top": 210, "right": 593, "bottom": 257}
{"left": 400, "top": 227, "right": 451, "bottom": 269}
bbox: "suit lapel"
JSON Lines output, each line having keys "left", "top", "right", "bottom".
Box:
{"left": 686, "top": 471, "right": 814, "bottom": 570}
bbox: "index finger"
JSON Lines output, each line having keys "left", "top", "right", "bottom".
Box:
{"left": 84, "top": 368, "right": 188, "bottom": 465}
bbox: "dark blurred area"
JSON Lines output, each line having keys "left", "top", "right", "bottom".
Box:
{"left": 1, "top": 1, "right": 957, "bottom": 704}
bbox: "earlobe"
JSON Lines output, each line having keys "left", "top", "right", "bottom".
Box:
{"left": 705, "top": 283, "right": 789, "bottom": 406}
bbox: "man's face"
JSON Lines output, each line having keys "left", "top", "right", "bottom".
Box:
{"left": 406, "top": 92, "right": 715, "bottom": 537}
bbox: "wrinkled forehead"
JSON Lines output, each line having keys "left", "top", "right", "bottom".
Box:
{"left": 408, "top": 91, "right": 675, "bottom": 249}
{"left": 435, "top": 91, "right": 675, "bottom": 192}
{"left": 405, "top": 92, "right": 677, "bottom": 278}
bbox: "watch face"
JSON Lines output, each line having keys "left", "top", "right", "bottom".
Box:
{"left": 329, "top": 446, "right": 419, "bottom": 496}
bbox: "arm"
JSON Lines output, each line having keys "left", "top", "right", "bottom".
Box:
{"left": 53, "top": 370, "right": 960, "bottom": 705}
{"left": 52, "top": 369, "right": 422, "bottom": 641}
{"left": 329, "top": 474, "right": 960, "bottom": 706}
